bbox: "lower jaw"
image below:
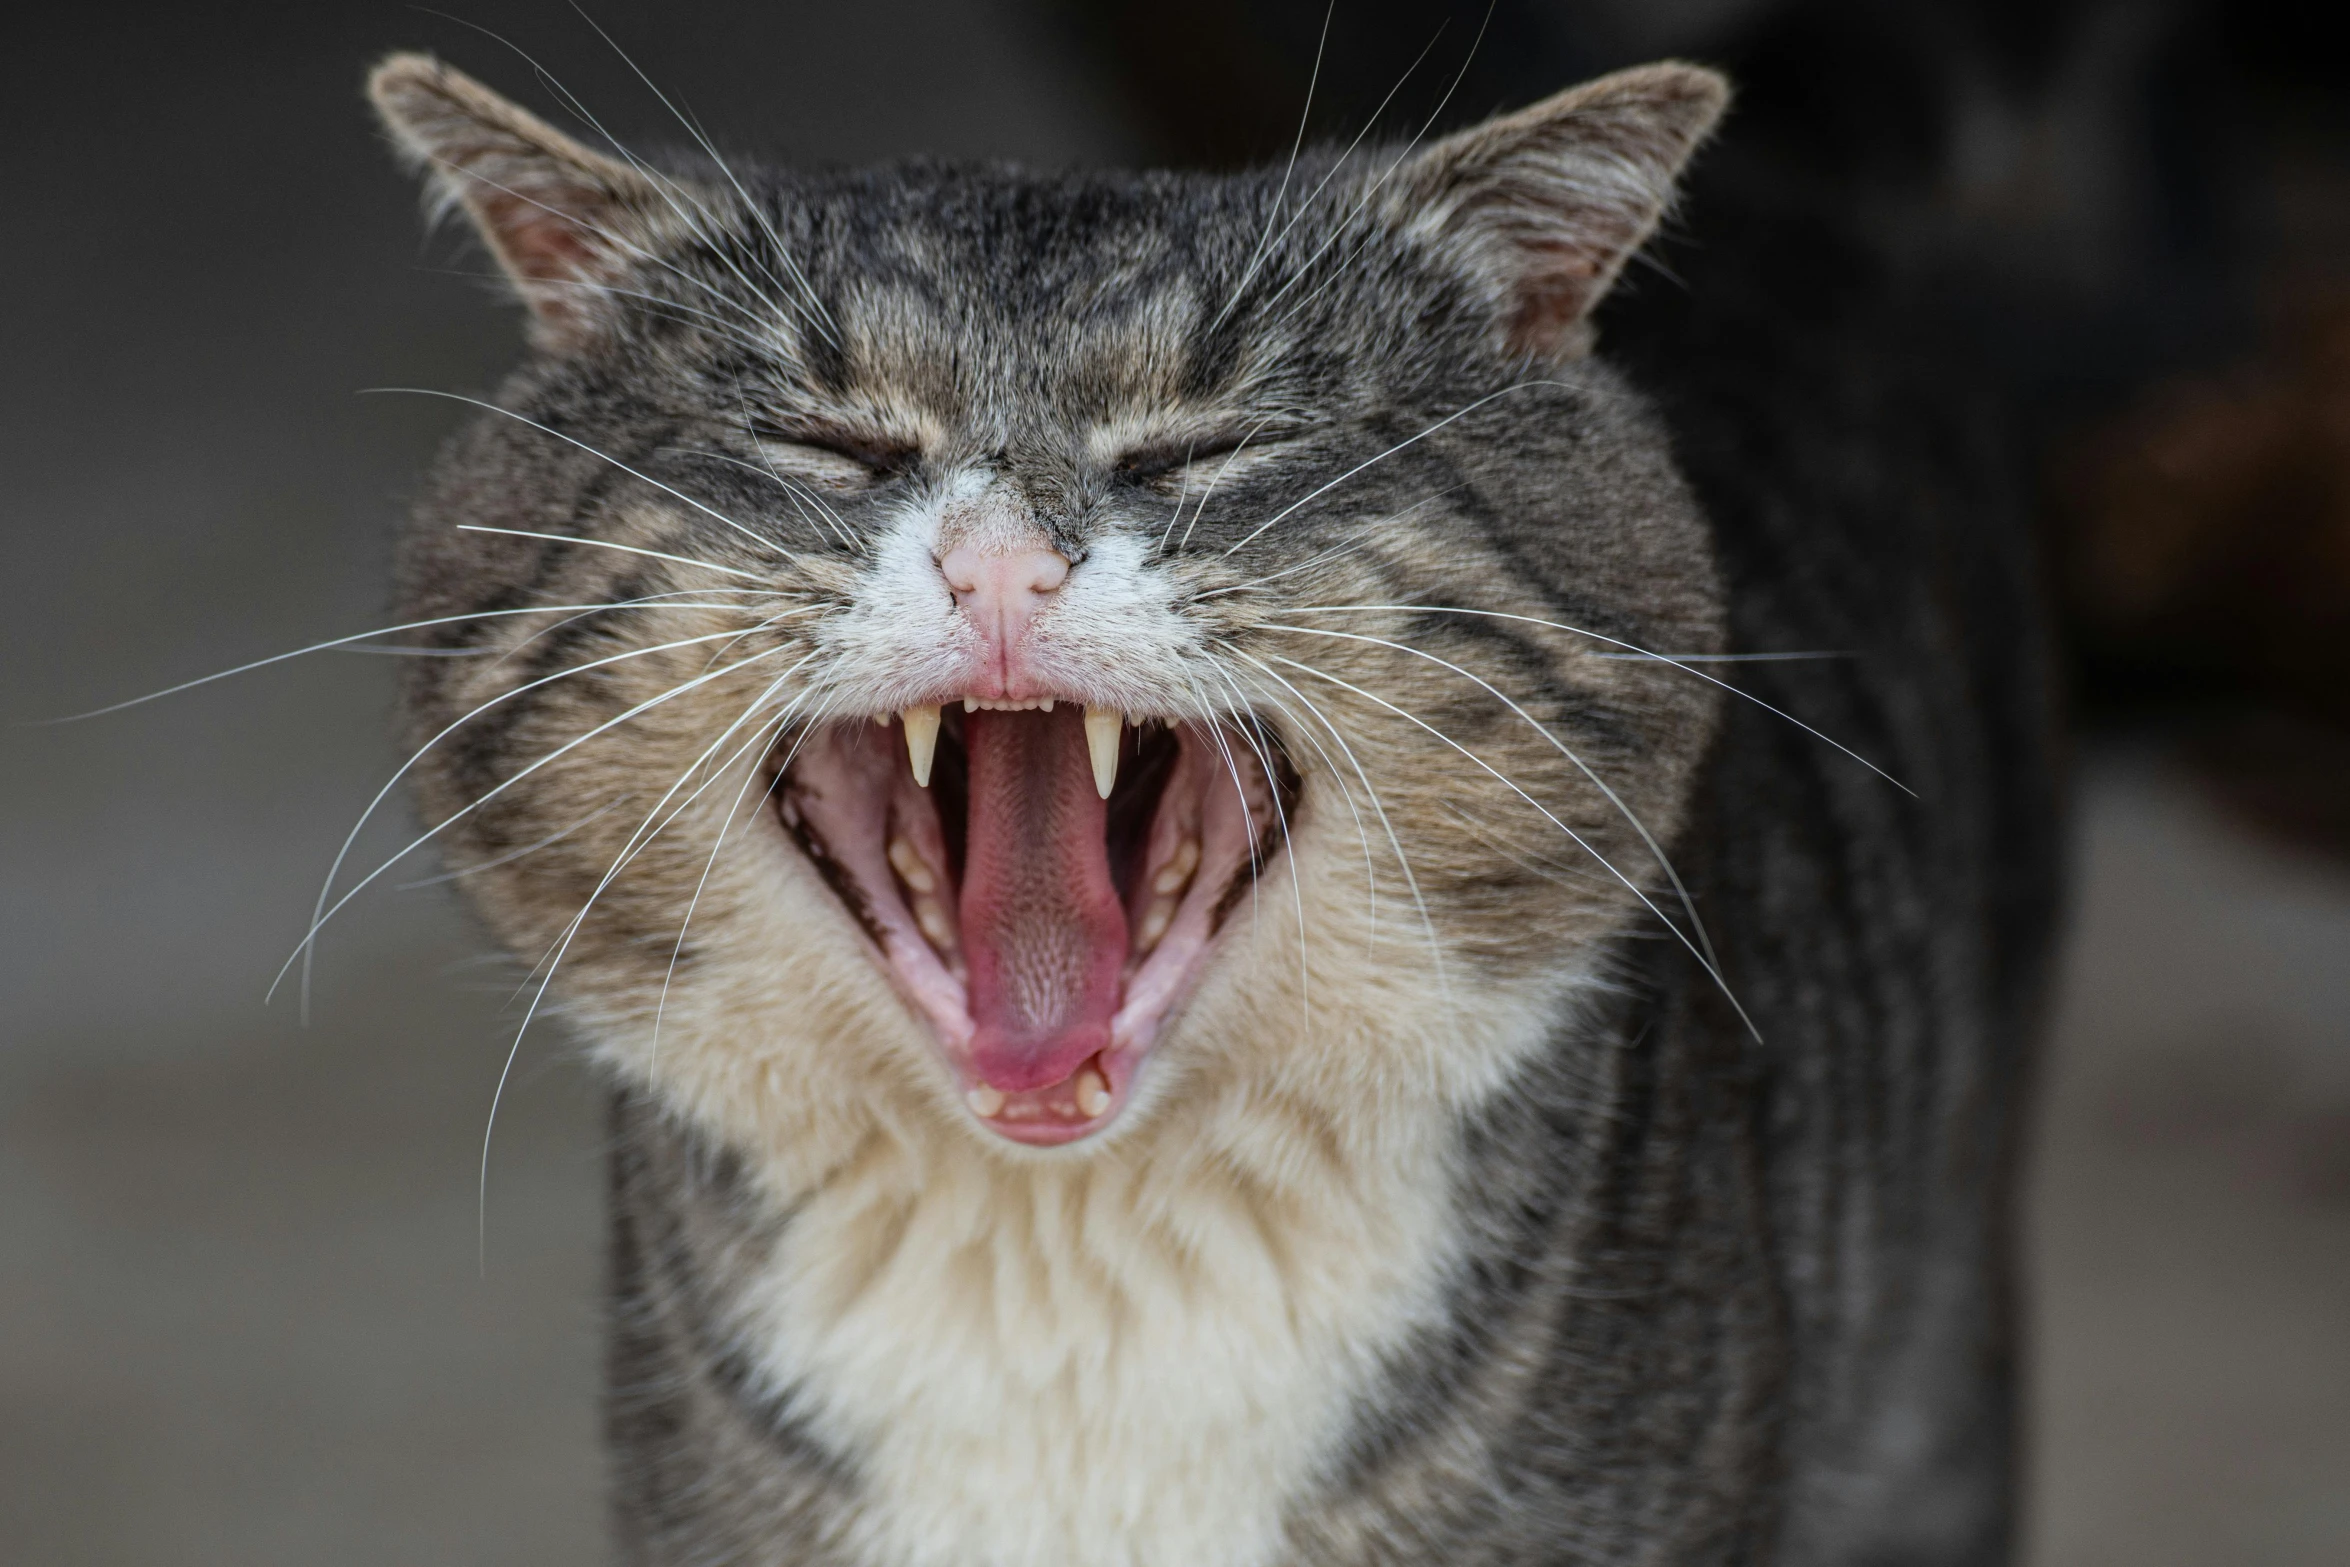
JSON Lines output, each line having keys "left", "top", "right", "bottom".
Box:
{"left": 774, "top": 709, "right": 1292, "bottom": 1148}
{"left": 960, "top": 1047, "right": 1130, "bottom": 1146}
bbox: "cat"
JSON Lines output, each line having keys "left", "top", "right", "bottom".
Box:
{"left": 368, "top": 43, "right": 2057, "bottom": 1567}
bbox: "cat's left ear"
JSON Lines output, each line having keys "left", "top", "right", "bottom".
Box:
{"left": 1385, "top": 62, "right": 1729, "bottom": 360}
{"left": 368, "top": 52, "right": 669, "bottom": 349}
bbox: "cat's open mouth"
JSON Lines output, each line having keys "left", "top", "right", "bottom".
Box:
{"left": 772, "top": 703, "right": 1293, "bottom": 1146}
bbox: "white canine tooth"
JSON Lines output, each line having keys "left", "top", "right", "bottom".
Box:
{"left": 901, "top": 704, "right": 941, "bottom": 788}
{"left": 1074, "top": 1067, "right": 1111, "bottom": 1118}
{"left": 1152, "top": 838, "right": 1201, "bottom": 896}
{"left": 1083, "top": 706, "right": 1122, "bottom": 800}
{"left": 967, "top": 1084, "right": 1005, "bottom": 1118}
{"left": 887, "top": 836, "right": 935, "bottom": 894}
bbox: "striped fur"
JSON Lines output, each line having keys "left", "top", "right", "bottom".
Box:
{"left": 370, "top": 53, "right": 2057, "bottom": 1566}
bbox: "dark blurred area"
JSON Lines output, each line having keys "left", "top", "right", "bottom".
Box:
{"left": 3, "top": 3, "right": 2344, "bottom": 1562}
{"left": 1054, "top": 0, "right": 2350, "bottom": 819}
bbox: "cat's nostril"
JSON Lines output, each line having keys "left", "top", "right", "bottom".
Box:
{"left": 939, "top": 546, "right": 1070, "bottom": 603}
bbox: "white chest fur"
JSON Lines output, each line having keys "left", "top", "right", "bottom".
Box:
{"left": 588, "top": 798, "right": 1591, "bottom": 1564}
{"left": 727, "top": 1101, "right": 1461, "bottom": 1567}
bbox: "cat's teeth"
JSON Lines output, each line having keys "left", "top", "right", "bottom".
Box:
{"left": 967, "top": 1084, "right": 1005, "bottom": 1118}
{"left": 1074, "top": 1066, "right": 1112, "bottom": 1119}
{"left": 901, "top": 704, "right": 941, "bottom": 787}
{"left": 1084, "top": 706, "right": 1122, "bottom": 799}
{"left": 960, "top": 696, "right": 1059, "bottom": 712}
{"left": 1151, "top": 838, "right": 1201, "bottom": 896}
{"left": 1135, "top": 897, "right": 1176, "bottom": 952}
{"left": 913, "top": 895, "right": 956, "bottom": 951}
{"left": 886, "top": 836, "right": 936, "bottom": 894}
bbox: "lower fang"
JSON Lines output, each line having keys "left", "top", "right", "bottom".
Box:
{"left": 968, "top": 1084, "right": 1005, "bottom": 1118}
{"left": 1075, "top": 1067, "right": 1111, "bottom": 1118}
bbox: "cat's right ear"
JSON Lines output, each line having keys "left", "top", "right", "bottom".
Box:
{"left": 1384, "top": 62, "right": 1729, "bottom": 361}
{"left": 368, "top": 53, "right": 662, "bottom": 349}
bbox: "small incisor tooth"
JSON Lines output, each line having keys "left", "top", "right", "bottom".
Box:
{"left": 1074, "top": 1066, "right": 1112, "bottom": 1119}
{"left": 901, "top": 704, "right": 942, "bottom": 787}
{"left": 967, "top": 1084, "right": 1005, "bottom": 1118}
{"left": 1136, "top": 897, "right": 1175, "bottom": 952}
{"left": 1083, "top": 705, "right": 1122, "bottom": 799}
{"left": 914, "top": 896, "right": 955, "bottom": 950}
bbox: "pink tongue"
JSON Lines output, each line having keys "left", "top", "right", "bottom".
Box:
{"left": 957, "top": 709, "right": 1128, "bottom": 1092}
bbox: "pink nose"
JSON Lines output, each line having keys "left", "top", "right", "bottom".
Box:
{"left": 940, "top": 544, "right": 1069, "bottom": 686}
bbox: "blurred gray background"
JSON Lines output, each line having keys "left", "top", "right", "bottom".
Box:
{"left": 3, "top": 2, "right": 2344, "bottom": 1562}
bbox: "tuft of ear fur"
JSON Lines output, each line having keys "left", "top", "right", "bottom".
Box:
{"left": 1386, "top": 62, "right": 1729, "bottom": 360}
{"left": 368, "top": 52, "right": 664, "bottom": 348}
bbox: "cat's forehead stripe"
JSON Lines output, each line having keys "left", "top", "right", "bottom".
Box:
{"left": 820, "top": 274, "right": 1251, "bottom": 443}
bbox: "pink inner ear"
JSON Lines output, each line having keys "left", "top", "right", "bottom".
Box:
{"left": 475, "top": 190, "right": 610, "bottom": 287}
{"left": 1507, "top": 241, "right": 1608, "bottom": 357}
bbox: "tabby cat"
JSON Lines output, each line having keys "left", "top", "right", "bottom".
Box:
{"left": 368, "top": 46, "right": 2056, "bottom": 1566}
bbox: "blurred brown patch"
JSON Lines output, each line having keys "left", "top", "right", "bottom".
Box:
{"left": 2060, "top": 286, "right": 2350, "bottom": 719}
{"left": 2059, "top": 285, "right": 2350, "bottom": 856}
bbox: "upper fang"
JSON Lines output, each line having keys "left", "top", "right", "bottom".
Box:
{"left": 1083, "top": 706, "right": 1121, "bottom": 799}
{"left": 902, "top": 704, "right": 941, "bottom": 787}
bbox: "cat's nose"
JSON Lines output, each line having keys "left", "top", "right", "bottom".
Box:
{"left": 940, "top": 543, "right": 1070, "bottom": 694}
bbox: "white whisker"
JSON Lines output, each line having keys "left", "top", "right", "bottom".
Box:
{"left": 1186, "top": 490, "right": 1457, "bottom": 595}
{"left": 1202, "top": 664, "right": 1311, "bottom": 1035}
{"left": 1258, "top": 647, "right": 1764, "bottom": 1044}
{"left": 433, "top": 11, "right": 820, "bottom": 344}
{"left": 360, "top": 387, "right": 799, "bottom": 565}
{"left": 455, "top": 523, "right": 770, "bottom": 580}
{"left": 1215, "top": 643, "right": 1452, "bottom": 1007}
{"left": 1220, "top": 379, "right": 1574, "bottom": 556}
{"left": 40, "top": 598, "right": 761, "bottom": 723}
{"left": 1262, "top": 9, "right": 1497, "bottom": 329}
{"left": 649, "top": 695, "right": 841, "bottom": 1065}
{"left": 278, "top": 635, "right": 800, "bottom": 1014}
{"left": 1176, "top": 411, "right": 1294, "bottom": 554}
{"left": 481, "top": 653, "right": 816, "bottom": 1265}
{"left": 1210, "top": 12, "right": 1441, "bottom": 333}
{"left": 396, "top": 798, "right": 621, "bottom": 889}
{"left": 566, "top": 5, "right": 838, "bottom": 345}
{"left": 1284, "top": 603, "right": 1912, "bottom": 794}
{"left": 1260, "top": 621, "right": 1720, "bottom": 975}
{"left": 1208, "top": 1, "right": 1332, "bottom": 332}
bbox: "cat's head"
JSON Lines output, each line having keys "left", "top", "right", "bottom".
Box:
{"left": 372, "top": 55, "right": 1727, "bottom": 1170}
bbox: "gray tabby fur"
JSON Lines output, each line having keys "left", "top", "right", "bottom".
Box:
{"left": 369, "top": 48, "right": 2057, "bottom": 1567}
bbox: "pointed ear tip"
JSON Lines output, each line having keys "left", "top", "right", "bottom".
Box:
{"left": 1653, "top": 61, "right": 1734, "bottom": 125}
{"left": 1583, "top": 60, "right": 1733, "bottom": 128}
{"left": 365, "top": 51, "right": 443, "bottom": 109}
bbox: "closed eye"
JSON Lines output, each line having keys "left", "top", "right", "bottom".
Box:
{"left": 1113, "top": 432, "right": 1258, "bottom": 486}
{"left": 751, "top": 421, "right": 918, "bottom": 489}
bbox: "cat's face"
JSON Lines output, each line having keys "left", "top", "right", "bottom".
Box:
{"left": 375, "top": 57, "right": 1727, "bottom": 1167}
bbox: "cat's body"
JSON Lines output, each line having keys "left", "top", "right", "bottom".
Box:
{"left": 371, "top": 53, "right": 2056, "bottom": 1567}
